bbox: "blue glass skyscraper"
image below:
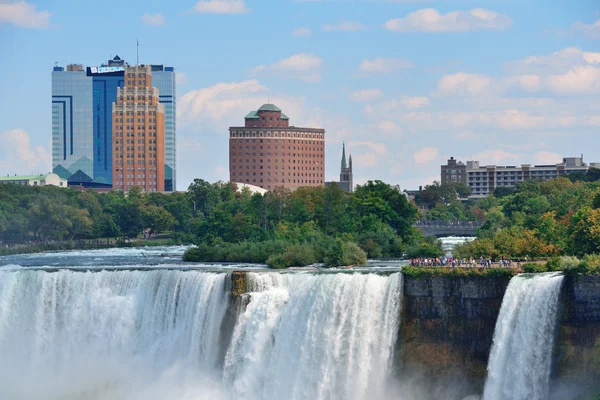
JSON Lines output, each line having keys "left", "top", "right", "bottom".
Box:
{"left": 51, "top": 56, "right": 176, "bottom": 191}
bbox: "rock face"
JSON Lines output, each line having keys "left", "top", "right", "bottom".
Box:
{"left": 555, "top": 275, "right": 600, "bottom": 389}
{"left": 400, "top": 276, "right": 510, "bottom": 392}
{"left": 400, "top": 274, "right": 600, "bottom": 396}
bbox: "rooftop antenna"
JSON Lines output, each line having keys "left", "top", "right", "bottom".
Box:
{"left": 136, "top": 39, "right": 139, "bottom": 67}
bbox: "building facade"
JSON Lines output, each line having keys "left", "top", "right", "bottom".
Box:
{"left": 111, "top": 65, "right": 165, "bottom": 192}
{"left": 51, "top": 56, "right": 176, "bottom": 191}
{"left": 0, "top": 173, "right": 68, "bottom": 187}
{"left": 325, "top": 143, "right": 353, "bottom": 193}
{"left": 229, "top": 104, "right": 325, "bottom": 191}
{"left": 441, "top": 156, "right": 599, "bottom": 197}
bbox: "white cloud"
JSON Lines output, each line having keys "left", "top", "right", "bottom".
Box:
{"left": 323, "top": 21, "right": 366, "bottom": 32}
{"left": 291, "top": 27, "right": 311, "bottom": 36}
{"left": 176, "top": 72, "right": 188, "bottom": 85}
{"left": 377, "top": 120, "right": 402, "bottom": 136}
{"left": 438, "top": 72, "right": 496, "bottom": 96}
{"left": 546, "top": 66, "right": 600, "bottom": 95}
{"left": 493, "top": 109, "right": 544, "bottom": 130}
{"left": 178, "top": 80, "right": 308, "bottom": 129}
{"left": 193, "top": 0, "right": 250, "bottom": 14}
{"left": 383, "top": 8, "right": 511, "bottom": 33}
{"left": 0, "top": 1, "right": 52, "bottom": 28}
{"left": 349, "top": 141, "right": 388, "bottom": 154}
{"left": 471, "top": 149, "right": 518, "bottom": 164}
{"left": 572, "top": 19, "right": 600, "bottom": 39}
{"left": 358, "top": 57, "right": 412, "bottom": 75}
{"left": 402, "top": 96, "right": 429, "bottom": 109}
{"left": 534, "top": 151, "right": 563, "bottom": 164}
{"left": 251, "top": 53, "right": 323, "bottom": 82}
{"left": 349, "top": 89, "right": 382, "bottom": 102}
{"left": 352, "top": 153, "right": 379, "bottom": 168}
{"left": 506, "top": 47, "right": 600, "bottom": 74}
{"left": 504, "top": 74, "right": 542, "bottom": 92}
{"left": 0, "top": 129, "right": 51, "bottom": 173}
{"left": 413, "top": 147, "right": 439, "bottom": 164}
{"left": 141, "top": 13, "right": 165, "bottom": 26}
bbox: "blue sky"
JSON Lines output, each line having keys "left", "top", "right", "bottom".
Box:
{"left": 1, "top": 0, "right": 599, "bottom": 191}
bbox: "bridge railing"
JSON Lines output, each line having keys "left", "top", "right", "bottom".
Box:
{"left": 414, "top": 220, "right": 484, "bottom": 228}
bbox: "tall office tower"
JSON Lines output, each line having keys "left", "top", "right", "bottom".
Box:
{"left": 229, "top": 104, "right": 325, "bottom": 191}
{"left": 151, "top": 65, "right": 176, "bottom": 192}
{"left": 51, "top": 56, "right": 176, "bottom": 190}
{"left": 112, "top": 65, "right": 165, "bottom": 192}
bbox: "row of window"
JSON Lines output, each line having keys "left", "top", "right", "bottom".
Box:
{"left": 233, "top": 172, "right": 323, "bottom": 178}
{"left": 114, "top": 111, "right": 159, "bottom": 116}
{"left": 114, "top": 159, "right": 159, "bottom": 165}
{"left": 230, "top": 131, "right": 324, "bottom": 139}
{"left": 232, "top": 165, "right": 323, "bottom": 171}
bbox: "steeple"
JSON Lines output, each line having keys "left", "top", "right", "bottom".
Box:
{"left": 349, "top": 154, "right": 352, "bottom": 172}
{"left": 341, "top": 142, "right": 347, "bottom": 169}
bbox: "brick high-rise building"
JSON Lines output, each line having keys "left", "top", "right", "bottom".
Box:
{"left": 51, "top": 56, "right": 176, "bottom": 191}
{"left": 229, "top": 104, "right": 325, "bottom": 191}
{"left": 111, "top": 65, "right": 165, "bottom": 192}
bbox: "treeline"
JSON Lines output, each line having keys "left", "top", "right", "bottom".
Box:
{"left": 451, "top": 177, "right": 600, "bottom": 263}
{"left": 0, "top": 179, "right": 431, "bottom": 267}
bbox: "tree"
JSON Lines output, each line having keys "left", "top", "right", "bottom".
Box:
{"left": 187, "top": 179, "right": 221, "bottom": 217}
{"left": 570, "top": 207, "right": 600, "bottom": 256}
{"left": 143, "top": 205, "right": 176, "bottom": 235}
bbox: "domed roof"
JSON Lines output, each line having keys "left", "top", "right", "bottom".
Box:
{"left": 258, "top": 104, "right": 281, "bottom": 112}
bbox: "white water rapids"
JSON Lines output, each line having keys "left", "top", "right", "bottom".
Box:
{"left": 0, "top": 268, "right": 403, "bottom": 400}
{"left": 483, "top": 272, "right": 564, "bottom": 400}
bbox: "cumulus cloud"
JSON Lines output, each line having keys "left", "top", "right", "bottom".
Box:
{"left": 377, "top": 120, "right": 402, "bottom": 136}
{"left": 402, "top": 96, "right": 429, "bottom": 109}
{"left": 141, "top": 13, "right": 165, "bottom": 26}
{"left": 572, "top": 19, "right": 600, "bottom": 39}
{"left": 251, "top": 53, "right": 322, "bottom": 82}
{"left": 383, "top": 8, "right": 512, "bottom": 33}
{"left": 467, "top": 149, "right": 518, "bottom": 165}
{"left": 0, "top": 1, "right": 53, "bottom": 28}
{"left": 0, "top": 129, "right": 51, "bottom": 173}
{"left": 413, "top": 147, "right": 439, "bottom": 164}
{"left": 506, "top": 47, "right": 600, "bottom": 74}
{"left": 438, "top": 72, "right": 497, "bottom": 96}
{"left": 178, "top": 80, "right": 309, "bottom": 130}
{"left": 193, "top": 0, "right": 250, "bottom": 14}
{"left": 323, "top": 21, "right": 366, "bottom": 31}
{"left": 291, "top": 27, "right": 311, "bottom": 36}
{"left": 349, "top": 89, "right": 382, "bottom": 102}
{"left": 358, "top": 57, "right": 412, "bottom": 75}
{"left": 546, "top": 66, "right": 600, "bottom": 95}
{"left": 534, "top": 151, "right": 563, "bottom": 164}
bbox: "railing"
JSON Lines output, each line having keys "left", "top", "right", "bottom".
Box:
{"left": 414, "top": 221, "right": 484, "bottom": 228}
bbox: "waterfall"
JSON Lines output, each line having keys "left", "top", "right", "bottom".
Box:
{"left": 0, "top": 268, "right": 403, "bottom": 400}
{"left": 483, "top": 272, "right": 564, "bottom": 400}
{"left": 225, "top": 272, "right": 403, "bottom": 400}
{"left": 0, "top": 269, "right": 230, "bottom": 399}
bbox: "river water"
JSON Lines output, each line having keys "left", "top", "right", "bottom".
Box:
{"left": 0, "top": 245, "right": 565, "bottom": 400}
{"left": 0, "top": 246, "right": 405, "bottom": 400}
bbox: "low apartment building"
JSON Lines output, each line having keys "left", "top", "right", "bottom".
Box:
{"left": 441, "top": 156, "right": 599, "bottom": 197}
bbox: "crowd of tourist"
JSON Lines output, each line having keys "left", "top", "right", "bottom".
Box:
{"left": 408, "top": 256, "right": 515, "bottom": 268}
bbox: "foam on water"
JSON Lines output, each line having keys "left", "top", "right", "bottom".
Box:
{"left": 483, "top": 272, "right": 564, "bottom": 400}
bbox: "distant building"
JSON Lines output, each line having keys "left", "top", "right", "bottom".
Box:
{"left": 229, "top": 103, "right": 325, "bottom": 191}
{"left": 441, "top": 155, "right": 599, "bottom": 197}
{"left": 112, "top": 65, "right": 165, "bottom": 192}
{"left": 325, "top": 143, "right": 353, "bottom": 193}
{"left": 51, "top": 56, "right": 176, "bottom": 191}
{"left": 0, "top": 173, "right": 68, "bottom": 187}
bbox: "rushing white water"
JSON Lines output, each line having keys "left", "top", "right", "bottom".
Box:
{"left": 483, "top": 272, "right": 564, "bottom": 400}
{"left": 225, "top": 272, "right": 403, "bottom": 400}
{"left": 0, "top": 266, "right": 403, "bottom": 400}
{"left": 0, "top": 269, "right": 230, "bottom": 399}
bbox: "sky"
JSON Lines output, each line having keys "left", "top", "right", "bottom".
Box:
{"left": 0, "top": 0, "right": 599, "bottom": 191}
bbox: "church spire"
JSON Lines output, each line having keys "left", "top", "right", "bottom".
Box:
{"left": 349, "top": 153, "right": 352, "bottom": 172}
{"left": 341, "top": 142, "right": 347, "bottom": 170}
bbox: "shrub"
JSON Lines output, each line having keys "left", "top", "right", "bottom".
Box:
{"left": 401, "top": 266, "right": 515, "bottom": 278}
{"left": 523, "top": 262, "right": 548, "bottom": 273}
{"left": 341, "top": 241, "right": 367, "bottom": 266}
